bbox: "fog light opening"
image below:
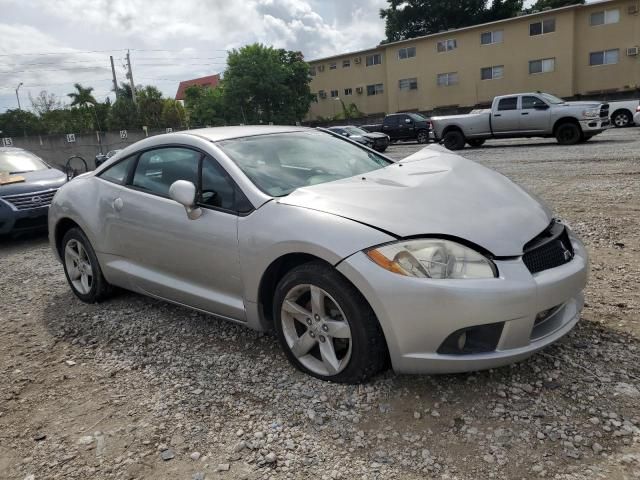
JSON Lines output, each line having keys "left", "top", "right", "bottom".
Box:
{"left": 457, "top": 331, "right": 467, "bottom": 351}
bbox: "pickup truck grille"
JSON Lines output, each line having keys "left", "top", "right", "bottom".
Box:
{"left": 1, "top": 189, "right": 57, "bottom": 210}
{"left": 522, "top": 222, "right": 574, "bottom": 275}
{"left": 600, "top": 104, "right": 609, "bottom": 119}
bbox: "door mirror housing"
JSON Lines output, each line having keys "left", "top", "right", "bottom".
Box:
{"left": 169, "top": 180, "right": 202, "bottom": 220}
{"left": 405, "top": 118, "right": 413, "bottom": 124}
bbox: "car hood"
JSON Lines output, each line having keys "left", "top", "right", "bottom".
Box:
{"left": 279, "top": 145, "right": 552, "bottom": 256}
{"left": 0, "top": 168, "right": 67, "bottom": 196}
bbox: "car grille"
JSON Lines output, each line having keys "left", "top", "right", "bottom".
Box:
{"left": 522, "top": 222, "right": 574, "bottom": 275}
{"left": 600, "top": 104, "right": 609, "bottom": 119}
{"left": 1, "top": 189, "right": 57, "bottom": 210}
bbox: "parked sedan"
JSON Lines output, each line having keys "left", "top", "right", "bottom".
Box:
{"left": 327, "top": 126, "right": 389, "bottom": 152}
{"left": 0, "top": 147, "right": 67, "bottom": 235}
{"left": 49, "top": 126, "right": 588, "bottom": 383}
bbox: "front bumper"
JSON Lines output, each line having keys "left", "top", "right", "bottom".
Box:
{"left": 337, "top": 233, "right": 588, "bottom": 374}
{"left": 580, "top": 118, "right": 611, "bottom": 132}
{"left": 0, "top": 201, "right": 50, "bottom": 235}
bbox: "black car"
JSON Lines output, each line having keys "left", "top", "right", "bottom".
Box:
{"left": 362, "top": 113, "right": 433, "bottom": 144}
{"left": 0, "top": 147, "right": 67, "bottom": 235}
{"left": 327, "top": 126, "right": 390, "bottom": 152}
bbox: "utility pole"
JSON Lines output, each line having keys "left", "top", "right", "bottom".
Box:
{"left": 110, "top": 56, "right": 119, "bottom": 99}
{"left": 15, "top": 82, "right": 23, "bottom": 110}
{"left": 126, "top": 50, "right": 136, "bottom": 104}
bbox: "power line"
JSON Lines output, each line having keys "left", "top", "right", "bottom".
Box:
{"left": 0, "top": 49, "right": 128, "bottom": 57}
{"left": 0, "top": 66, "right": 110, "bottom": 74}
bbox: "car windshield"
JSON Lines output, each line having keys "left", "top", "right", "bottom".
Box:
{"left": 0, "top": 150, "right": 48, "bottom": 174}
{"left": 344, "top": 126, "right": 368, "bottom": 136}
{"left": 408, "top": 113, "right": 427, "bottom": 121}
{"left": 219, "top": 131, "right": 392, "bottom": 197}
{"left": 540, "top": 93, "right": 565, "bottom": 104}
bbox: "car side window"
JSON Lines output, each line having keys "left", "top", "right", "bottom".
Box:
{"left": 200, "top": 157, "right": 246, "bottom": 211}
{"left": 521, "top": 96, "right": 547, "bottom": 110}
{"left": 98, "top": 156, "right": 135, "bottom": 185}
{"left": 132, "top": 148, "right": 200, "bottom": 197}
{"left": 497, "top": 97, "right": 518, "bottom": 111}
{"left": 384, "top": 116, "right": 399, "bottom": 127}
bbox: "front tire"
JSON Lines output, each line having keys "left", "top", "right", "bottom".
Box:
{"left": 555, "top": 122, "right": 582, "bottom": 145}
{"left": 443, "top": 130, "right": 466, "bottom": 150}
{"left": 611, "top": 110, "right": 632, "bottom": 128}
{"left": 273, "top": 262, "right": 388, "bottom": 383}
{"left": 416, "top": 130, "right": 429, "bottom": 144}
{"left": 62, "top": 228, "right": 112, "bottom": 303}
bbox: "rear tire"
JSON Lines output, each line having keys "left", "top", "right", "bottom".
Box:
{"left": 611, "top": 110, "right": 632, "bottom": 128}
{"left": 416, "top": 130, "right": 429, "bottom": 144}
{"left": 443, "top": 130, "right": 466, "bottom": 150}
{"left": 555, "top": 122, "right": 582, "bottom": 146}
{"left": 273, "top": 262, "right": 388, "bottom": 384}
{"left": 467, "top": 139, "right": 486, "bottom": 148}
{"left": 61, "top": 228, "right": 112, "bottom": 303}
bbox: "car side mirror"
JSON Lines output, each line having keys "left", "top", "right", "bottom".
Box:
{"left": 405, "top": 118, "right": 412, "bottom": 124}
{"left": 169, "top": 180, "right": 202, "bottom": 220}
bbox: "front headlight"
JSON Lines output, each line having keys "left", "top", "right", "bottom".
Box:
{"left": 582, "top": 108, "right": 599, "bottom": 118}
{"left": 366, "top": 239, "right": 497, "bottom": 279}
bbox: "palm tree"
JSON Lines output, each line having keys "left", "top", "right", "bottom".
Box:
{"left": 67, "top": 83, "right": 97, "bottom": 108}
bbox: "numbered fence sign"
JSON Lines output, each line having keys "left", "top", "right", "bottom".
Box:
{"left": 120, "top": 130, "right": 128, "bottom": 139}
{"left": 166, "top": 127, "right": 173, "bottom": 134}
{"left": 66, "top": 133, "right": 76, "bottom": 143}
{"left": 2, "top": 137, "right": 13, "bottom": 147}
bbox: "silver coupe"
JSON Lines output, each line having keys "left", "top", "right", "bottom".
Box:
{"left": 49, "top": 126, "right": 588, "bottom": 383}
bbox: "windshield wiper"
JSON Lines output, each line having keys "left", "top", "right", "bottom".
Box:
{"left": 9, "top": 170, "right": 34, "bottom": 174}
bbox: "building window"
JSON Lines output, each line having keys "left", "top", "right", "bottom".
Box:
{"left": 437, "top": 39, "right": 457, "bottom": 53}
{"left": 590, "top": 9, "right": 620, "bottom": 26}
{"left": 318, "top": 90, "right": 327, "bottom": 99}
{"left": 398, "top": 46, "right": 416, "bottom": 59}
{"left": 398, "top": 78, "right": 418, "bottom": 90}
{"left": 344, "top": 88, "right": 352, "bottom": 96}
{"left": 366, "top": 54, "right": 382, "bottom": 66}
{"left": 329, "top": 62, "right": 337, "bottom": 70}
{"left": 437, "top": 72, "right": 459, "bottom": 86}
{"left": 530, "top": 18, "right": 556, "bottom": 36}
{"left": 481, "top": 65, "right": 504, "bottom": 80}
{"left": 342, "top": 59, "right": 351, "bottom": 68}
{"left": 590, "top": 49, "right": 620, "bottom": 66}
{"left": 529, "top": 57, "right": 555, "bottom": 74}
{"left": 310, "top": 66, "right": 316, "bottom": 76}
{"left": 480, "top": 30, "right": 503, "bottom": 45}
{"left": 366, "top": 83, "right": 384, "bottom": 96}
{"left": 330, "top": 90, "right": 339, "bottom": 98}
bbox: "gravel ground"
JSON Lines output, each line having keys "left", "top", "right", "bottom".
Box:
{"left": 1, "top": 128, "right": 639, "bottom": 480}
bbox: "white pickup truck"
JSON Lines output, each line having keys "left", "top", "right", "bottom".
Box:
{"left": 431, "top": 92, "right": 611, "bottom": 150}
{"left": 608, "top": 99, "right": 640, "bottom": 128}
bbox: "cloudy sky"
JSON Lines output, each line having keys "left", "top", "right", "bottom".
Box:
{"left": 0, "top": 0, "right": 392, "bottom": 113}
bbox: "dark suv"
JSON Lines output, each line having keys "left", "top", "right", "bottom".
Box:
{"left": 0, "top": 147, "right": 67, "bottom": 235}
{"left": 363, "top": 113, "right": 433, "bottom": 144}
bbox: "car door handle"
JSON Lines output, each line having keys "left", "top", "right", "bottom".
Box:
{"left": 522, "top": 112, "right": 529, "bottom": 115}
{"left": 494, "top": 114, "right": 502, "bottom": 117}
{"left": 112, "top": 197, "right": 123, "bottom": 212}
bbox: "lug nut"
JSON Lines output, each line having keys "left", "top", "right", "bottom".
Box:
{"left": 319, "top": 335, "right": 326, "bottom": 343}
{"left": 322, "top": 324, "right": 329, "bottom": 332}
{"left": 306, "top": 318, "right": 312, "bottom": 325}
{"left": 309, "top": 331, "right": 316, "bottom": 338}
{"left": 314, "top": 314, "right": 320, "bottom": 321}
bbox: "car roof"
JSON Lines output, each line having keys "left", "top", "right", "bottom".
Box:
{"left": 183, "top": 125, "right": 311, "bottom": 142}
{"left": 0, "top": 147, "right": 28, "bottom": 153}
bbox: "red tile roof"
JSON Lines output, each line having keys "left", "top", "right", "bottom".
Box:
{"left": 175, "top": 74, "right": 220, "bottom": 100}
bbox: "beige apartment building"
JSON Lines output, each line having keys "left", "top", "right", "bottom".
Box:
{"left": 307, "top": 0, "right": 640, "bottom": 119}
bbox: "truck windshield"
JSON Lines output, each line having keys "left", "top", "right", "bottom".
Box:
{"left": 0, "top": 150, "right": 48, "bottom": 174}
{"left": 540, "top": 93, "right": 565, "bottom": 105}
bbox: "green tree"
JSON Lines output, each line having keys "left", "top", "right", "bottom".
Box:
{"left": 223, "top": 44, "right": 314, "bottom": 124}
{"left": 67, "top": 83, "right": 97, "bottom": 108}
{"left": 161, "top": 99, "right": 186, "bottom": 128}
{"left": 184, "top": 85, "right": 226, "bottom": 127}
{"left": 380, "top": 0, "right": 523, "bottom": 41}
{"left": 107, "top": 97, "right": 139, "bottom": 130}
{"left": 0, "top": 109, "right": 42, "bottom": 136}
{"left": 136, "top": 85, "right": 164, "bottom": 129}
{"left": 530, "top": 0, "right": 584, "bottom": 10}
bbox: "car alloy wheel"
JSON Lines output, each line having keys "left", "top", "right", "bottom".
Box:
{"left": 64, "top": 238, "right": 94, "bottom": 295}
{"left": 417, "top": 131, "right": 428, "bottom": 144}
{"left": 613, "top": 111, "right": 631, "bottom": 128}
{"left": 280, "top": 284, "right": 352, "bottom": 376}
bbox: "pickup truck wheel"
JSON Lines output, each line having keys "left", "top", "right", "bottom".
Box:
{"left": 467, "top": 139, "right": 485, "bottom": 148}
{"left": 555, "top": 123, "right": 582, "bottom": 146}
{"left": 611, "top": 110, "right": 632, "bottom": 128}
{"left": 443, "top": 130, "right": 466, "bottom": 151}
{"left": 416, "top": 131, "right": 429, "bottom": 144}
